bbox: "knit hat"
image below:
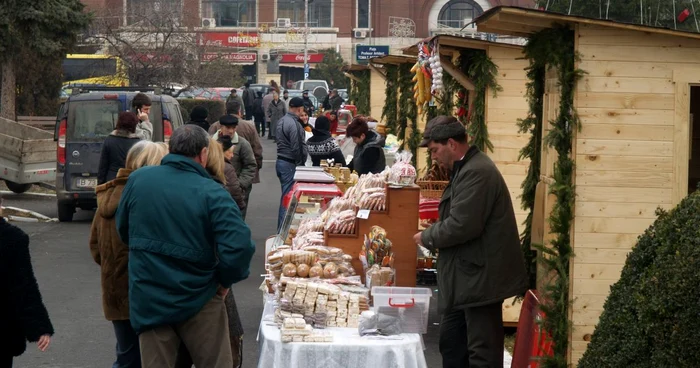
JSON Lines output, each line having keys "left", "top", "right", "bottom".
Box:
{"left": 313, "top": 116, "right": 331, "bottom": 135}
{"left": 190, "top": 106, "right": 208, "bottom": 121}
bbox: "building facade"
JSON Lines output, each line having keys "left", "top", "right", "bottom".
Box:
{"left": 82, "top": 0, "right": 532, "bottom": 85}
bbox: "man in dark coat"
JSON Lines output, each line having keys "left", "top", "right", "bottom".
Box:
{"left": 275, "top": 97, "right": 308, "bottom": 231}
{"left": 241, "top": 82, "right": 255, "bottom": 121}
{"left": 413, "top": 116, "right": 528, "bottom": 368}
{"left": 0, "top": 195, "right": 54, "bottom": 367}
{"left": 186, "top": 105, "right": 210, "bottom": 131}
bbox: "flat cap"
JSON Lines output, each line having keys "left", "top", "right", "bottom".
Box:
{"left": 289, "top": 97, "right": 305, "bottom": 108}
{"left": 419, "top": 116, "right": 466, "bottom": 147}
{"left": 219, "top": 114, "right": 239, "bottom": 126}
{"left": 302, "top": 90, "right": 309, "bottom": 94}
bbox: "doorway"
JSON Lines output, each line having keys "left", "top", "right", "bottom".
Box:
{"left": 688, "top": 86, "right": 700, "bottom": 194}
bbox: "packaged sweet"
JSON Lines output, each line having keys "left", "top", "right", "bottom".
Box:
{"left": 323, "top": 262, "right": 338, "bottom": 278}
{"left": 325, "top": 209, "right": 357, "bottom": 234}
{"left": 389, "top": 151, "right": 417, "bottom": 185}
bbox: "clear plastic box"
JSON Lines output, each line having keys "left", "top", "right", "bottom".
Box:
{"left": 371, "top": 286, "right": 433, "bottom": 334}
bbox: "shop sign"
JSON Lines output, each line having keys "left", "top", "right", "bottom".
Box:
{"left": 279, "top": 53, "right": 325, "bottom": 63}
{"left": 356, "top": 45, "right": 390, "bottom": 63}
{"left": 199, "top": 32, "right": 260, "bottom": 48}
{"left": 202, "top": 52, "right": 257, "bottom": 63}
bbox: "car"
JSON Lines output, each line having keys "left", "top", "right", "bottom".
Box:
{"left": 54, "top": 87, "right": 185, "bottom": 222}
{"left": 337, "top": 89, "right": 348, "bottom": 101}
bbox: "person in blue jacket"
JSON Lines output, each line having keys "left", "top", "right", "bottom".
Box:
{"left": 116, "top": 124, "right": 255, "bottom": 368}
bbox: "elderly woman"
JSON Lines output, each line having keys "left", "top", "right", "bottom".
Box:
{"left": 266, "top": 91, "right": 287, "bottom": 142}
{"left": 307, "top": 116, "right": 346, "bottom": 167}
{"left": 89, "top": 141, "right": 169, "bottom": 368}
{"left": 98, "top": 111, "right": 142, "bottom": 184}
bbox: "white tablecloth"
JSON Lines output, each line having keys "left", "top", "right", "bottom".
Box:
{"left": 258, "top": 323, "right": 428, "bottom": 368}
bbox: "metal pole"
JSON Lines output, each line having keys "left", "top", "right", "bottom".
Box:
{"left": 304, "top": 0, "right": 309, "bottom": 80}
{"left": 692, "top": 0, "right": 700, "bottom": 32}
{"left": 606, "top": 0, "right": 610, "bottom": 19}
{"left": 368, "top": 0, "right": 372, "bottom": 45}
{"left": 673, "top": 0, "right": 677, "bottom": 29}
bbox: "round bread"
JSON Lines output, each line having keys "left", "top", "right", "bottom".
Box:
{"left": 282, "top": 263, "right": 297, "bottom": 277}
{"left": 309, "top": 265, "right": 323, "bottom": 278}
{"left": 297, "top": 264, "right": 310, "bottom": 278}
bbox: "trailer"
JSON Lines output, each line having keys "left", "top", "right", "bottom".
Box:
{"left": 0, "top": 117, "right": 56, "bottom": 193}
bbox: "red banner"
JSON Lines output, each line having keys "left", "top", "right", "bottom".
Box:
{"left": 279, "top": 53, "right": 325, "bottom": 63}
{"left": 198, "top": 32, "right": 260, "bottom": 48}
{"left": 202, "top": 52, "right": 257, "bottom": 63}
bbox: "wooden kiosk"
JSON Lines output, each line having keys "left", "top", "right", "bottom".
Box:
{"left": 476, "top": 6, "right": 700, "bottom": 365}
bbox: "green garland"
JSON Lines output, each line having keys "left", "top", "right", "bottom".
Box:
{"left": 381, "top": 64, "right": 399, "bottom": 135}
{"left": 517, "top": 63, "right": 545, "bottom": 294}
{"left": 459, "top": 49, "right": 500, "bottom": 153}
{"left": 436, "top": 73, "right": 457, "bottom": 117}
{"left": 398, "top": 62, "right": 419, "bottom": 166}
{"left": 348, "top": 70, "right": 371, "bottom": 115}
{"left": 522, "top": 25, "right": 584, "bottom": 368}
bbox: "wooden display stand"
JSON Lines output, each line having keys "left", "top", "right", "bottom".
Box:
{"left": 324, "top": 185, "right": 420, "bottom": 287}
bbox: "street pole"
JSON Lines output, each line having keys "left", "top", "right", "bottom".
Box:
{"left": 304, "top": 0, "right": 309, "bottom": 80}
{"left": 368, "top": 0, "right": 372, "bottom": 45}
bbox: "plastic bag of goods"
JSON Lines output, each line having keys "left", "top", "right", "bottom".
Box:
{"left": 389, "top": 151, "right": 417, "bottom": 185}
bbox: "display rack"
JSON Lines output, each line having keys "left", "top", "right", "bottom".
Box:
{"left": 323, "top": 184, "right": 420, "bottom": 287}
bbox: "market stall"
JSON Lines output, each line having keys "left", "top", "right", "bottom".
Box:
{"left": 259, "top": 156, "right": 433, "bottom": 368}
{"left": 474, "top": 5, "right": 700, "bottom": 365}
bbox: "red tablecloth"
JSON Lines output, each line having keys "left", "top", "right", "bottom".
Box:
{"left": 419, "top": 198, "right": 440, "bottom": 220}
{"left": 282, "top": 182, "right": 343, "bottom": 209}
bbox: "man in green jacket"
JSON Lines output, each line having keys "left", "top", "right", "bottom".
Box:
{"left": 116, "top": 125, "right": 255, "bottom": 368}
{"left": 413, "top": 116, "right": 527, "bottom": 368}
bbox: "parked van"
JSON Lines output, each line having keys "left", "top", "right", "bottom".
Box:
{"left": 54, "top": 87, "right": 184, "bottom": 222}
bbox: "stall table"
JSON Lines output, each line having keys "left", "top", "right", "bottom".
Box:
{"left": 258, "top": 323, "right": 428, "bottom": 368}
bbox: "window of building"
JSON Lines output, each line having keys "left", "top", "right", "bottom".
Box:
{"left": 127, "top": 0, "right": 183, "bottom": 26}
{"left": 202, "top": 0, "right": 257, "bottom": 27}
{"left": 438, "top": 0, "right": 483, "bottom": 29}
{"left": 357, "top": 0, "right": 369, "bottom": 29}
{"left": 277, "top": 0, "right": 332, "bottom": 28}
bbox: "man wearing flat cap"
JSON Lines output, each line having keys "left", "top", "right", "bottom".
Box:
{"left": 413, "top": 116, "right": 527, "bottom": 368}
{"left": 213, "top": 115, "right": 257, "bottom": 219}
{"left": 275, "top": 97, "right": 308, "bottom": 231}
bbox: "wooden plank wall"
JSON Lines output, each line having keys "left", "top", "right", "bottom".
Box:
{"left": 569, "top": 23, "right": 700, "bottom": 365}
{"left": 486, "top": 45, "right": 531, "bottom": 234}
{"left": 369, "top": 68, "right": 385, "bottom": 121}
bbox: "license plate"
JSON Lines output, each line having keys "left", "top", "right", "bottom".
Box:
{"left": 76, "top": 178, "right": 98, "bottom": 188}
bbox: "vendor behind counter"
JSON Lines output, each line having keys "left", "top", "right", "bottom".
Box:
{"left": 307, "top": 116, "right": 347, "bottom": 167}
{"left": 345, "top": 116, "right": 386, "bottom": 175}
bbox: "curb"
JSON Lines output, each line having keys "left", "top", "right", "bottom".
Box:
{"left": 0, "top": 190, "right": 56, "bottom": 198}
{"left": 2, "top": 206, "right": 58, "bottom": 223}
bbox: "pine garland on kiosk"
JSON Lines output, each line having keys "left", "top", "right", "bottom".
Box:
{"left": 521, "top": 25, "right": 585, "bottom": 368}
{"left": 381, "top": 64, "right": 399, "bottom": 135}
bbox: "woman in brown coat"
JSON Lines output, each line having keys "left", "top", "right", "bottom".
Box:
{"left": 89, "top": 141, "right": 168, "bottom": 368}
{"left": 207, "top": 138, "right": 246, "bottom": 213}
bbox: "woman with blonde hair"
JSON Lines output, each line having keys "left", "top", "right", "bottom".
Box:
{"left": 89, "top": 141, "right": 168, "bottom": 368}
{"left": 205, "top": 138, "right": 246, "bottom": 212}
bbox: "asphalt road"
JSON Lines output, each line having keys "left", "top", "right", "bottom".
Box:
{"left": 6, "top": 138, "right": 444, "bottom": 368}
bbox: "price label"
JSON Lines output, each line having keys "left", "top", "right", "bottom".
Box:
{"left": 356, "top": 209, "right": 370, "bottom": 219}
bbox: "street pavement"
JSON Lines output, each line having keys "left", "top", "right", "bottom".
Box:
{"left": 7, "top": 138, "right": 444, "bottom": 368}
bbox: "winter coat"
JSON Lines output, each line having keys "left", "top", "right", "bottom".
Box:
{"left": 226, "top": 94, "right": 246, "bottom": 116}
{"left": 347, "top": 130, "right": 386, "bottom": 175}
{"left": 209, "top": 119, "right": 263, "bottom": 184}
{"left": 116, "top": 154, "right": 255, "bottom": 333}
{"left": 0, "top": 217, "right": 54, "bottom": 357}
{"left": 307, "top": 121, "right": 346, "bottom": 167}
{"left": 242, "top": 88, "right": 255, "bottom": 109}
{"left": 187, "top": 119, "right": 210, "bottom": 131}
{"left": 276, "top": 112, "right": 308, "bottom": 166}
{"left": 97, "top": 130, "right": 140, "bottom": 184}
{"left": 223, "top": 160, "right": 246, "bottom": 212}
{"left": 267, "top": 99, "right": 287, "bottom": 138}
{"left": 420, "top": 146, "right": 528, "bottom": 313}
{"left": 302, "top": 97, "right": 315, "bottom": 115}
{"left": 135, "top": 120, "right": 153, "bottom": 141}
{"left": 252, "top": 97, "right": 264, "bottom": 119}
{"left": 212, "top": 132, "right": 257, "bottom": 190}
{"left": 262, "top": 93, "right": 274, "bottom": 122}
{"left": 89, "top": 168, "right": 132, "bottom": 321}
{"left": 330, "top": 95, "right": 344, "bottom": 110}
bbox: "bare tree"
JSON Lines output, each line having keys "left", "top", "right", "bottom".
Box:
{"left": 88, "top": 0, "right": 243, "bottom": 91}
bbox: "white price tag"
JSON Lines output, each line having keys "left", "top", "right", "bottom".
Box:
{"left": 356, "top": 209, "right": 370, "bottom": 219}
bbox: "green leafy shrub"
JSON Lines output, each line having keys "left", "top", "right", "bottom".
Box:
{"left": 578, "top": 192, "right": 700, "bottom": 368}
{"left": 178, "top": 99, "right": 226, "bottom": 125}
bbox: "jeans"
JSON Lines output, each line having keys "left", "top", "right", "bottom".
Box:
{"left": 439, "top": 301, "right": 504, "bottom": 368}
{"left": 276, "top": 159, "right": 297, "bottom": 232}
{"left": 113, "top": 320, "right": 141, "bottom": 368}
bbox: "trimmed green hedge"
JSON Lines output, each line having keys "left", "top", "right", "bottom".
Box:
{"left": 578, "top": 191, "right": 700, "bottom": 367}
{"left": 178, "top": 99, "right": 226, "bottom": 124}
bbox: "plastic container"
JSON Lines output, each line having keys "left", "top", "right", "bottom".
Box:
{"left": 371, "top": 286, "right": 433, "bottom": 334}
